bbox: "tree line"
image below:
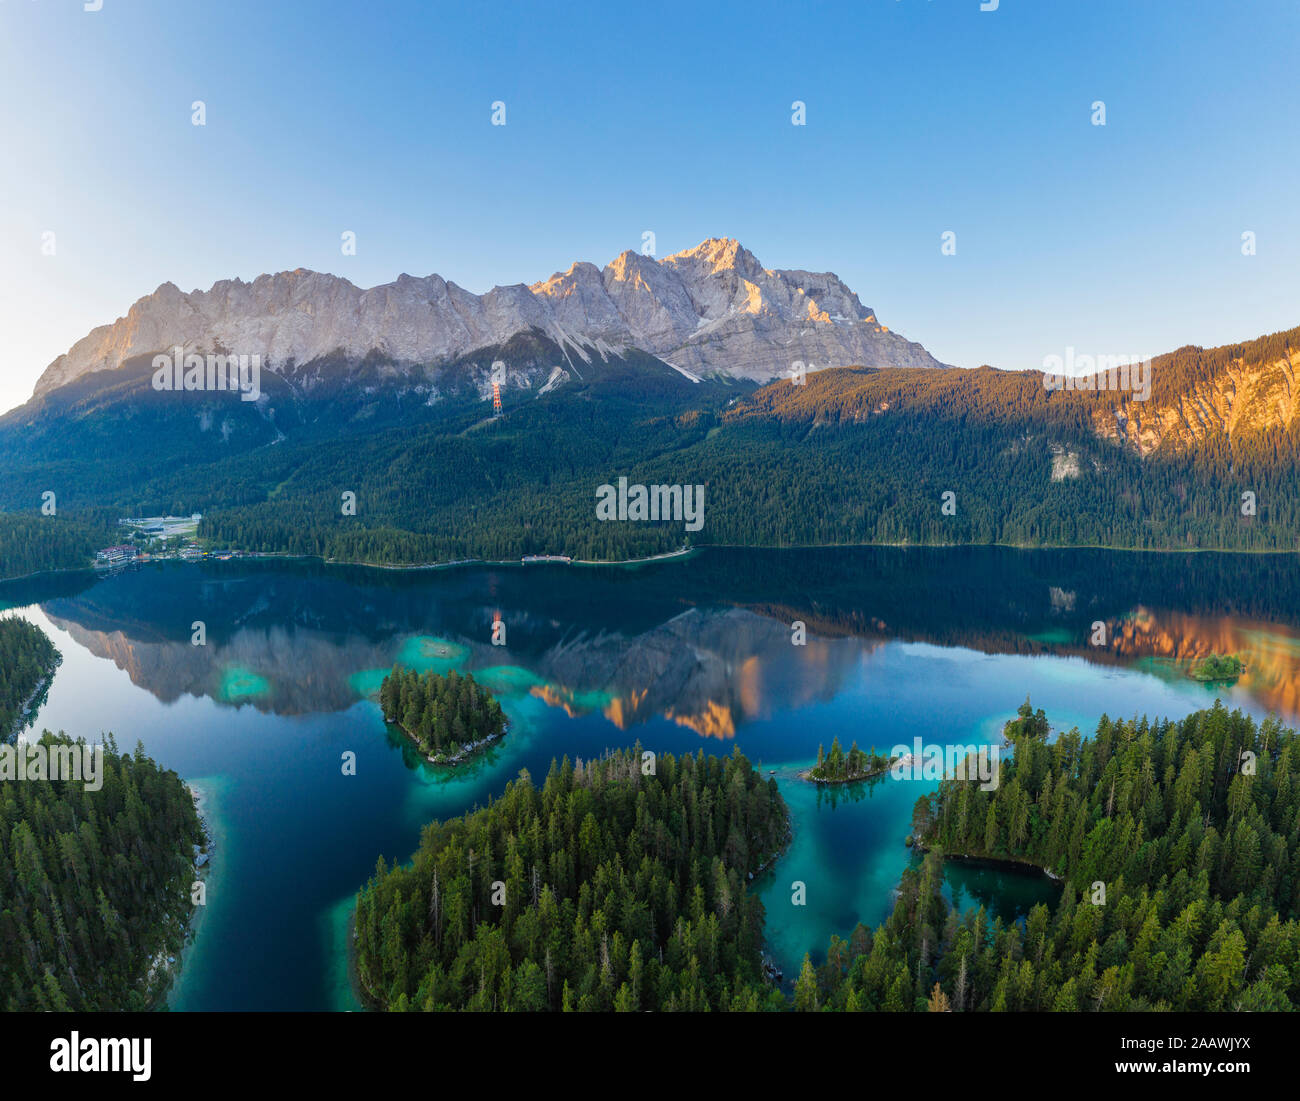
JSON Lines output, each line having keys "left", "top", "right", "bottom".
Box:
{"left": 5, "top": 325, "right": 1300, "bottom": 578}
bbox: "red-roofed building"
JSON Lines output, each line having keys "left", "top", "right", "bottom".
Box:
{"left": 95, "top": 545, "right": 139, "bottom": 567}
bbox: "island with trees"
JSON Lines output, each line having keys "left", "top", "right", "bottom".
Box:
{"left": 1002, "top": 694, "right": 1050, "bottom": 741}
{"left": 378, "top": 666, "right": 507, "bottom": 764}
{"left": 803, "top": 736, "right": 896, "bottom": 783}
{"left": 354, "top": 746, "right": 791, "bottom": 1010}
{"left": 0, "top": 732, "right": 207, "bottom": 1010}
{"left": 0, "top": 615, "right": 60, "bottom": 739}
{"left": 795, "top": 701, "right": 1300, "bottom": 1011}
{"left": 1188, "top": 652, "right": 1245, "bottom": 684}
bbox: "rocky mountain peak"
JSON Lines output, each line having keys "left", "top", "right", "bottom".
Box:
{"left": 664, "top": 237, "right": 765, "bottom": 279}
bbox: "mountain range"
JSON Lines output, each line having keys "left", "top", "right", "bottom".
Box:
{"left": 1, "top": 239, "right": 1298, "bottom": 580}
{"left": 32, "top": 237, "right": 944, "bottom": 399}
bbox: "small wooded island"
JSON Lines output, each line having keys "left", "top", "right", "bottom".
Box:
{"left": 1002, "top": 695, "right": 1050, "bottom": 741}
{"left": 803, "top": 736, "right": 896, "bottom": 783}
{"left": 378, "top": 666, "right": 506, "bottom": 764}
{"left": 1187, "top": 652, "right": 1245, "bottom": 683}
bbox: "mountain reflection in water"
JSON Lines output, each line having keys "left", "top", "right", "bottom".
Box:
{"left": 9, "top": 544, "right": 1300, "bottom": 732}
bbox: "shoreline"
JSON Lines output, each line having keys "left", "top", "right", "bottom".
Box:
{"left": 3, "top": 655, "right": 60, "bottom": 740}
{"left": 4, "top": 538, "right": 1299, "bottom": 587}
{"left": 797, "top": 757, "right": 899, "bottom": 785}
{"left": 388, "top": 716, "right": 506, "bottom": 768}
{"left": 915, "top": 844, "right": 1065, "bottom": 883}
{"left": 321, "top": 546, "right": 697, "bottom": 572}
{"left": 746, "top": 796, "right": 796, "bottom": 988}
{"left": 345, "top": 906, "right": 371, "bottom": 1012}
{"left": 161, "top": 778, "right": 219, "bottom": 1010}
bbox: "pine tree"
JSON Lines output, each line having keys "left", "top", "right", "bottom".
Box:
{"left": 793, "top": 954, "right": 819, "bottom": 1012}
{"left": 926, "top": 982, "right": 950, "bottom": 1012}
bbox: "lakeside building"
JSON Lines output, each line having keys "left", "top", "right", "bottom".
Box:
{"left": 95, "top": 545, "right": 140, "bottom": 568}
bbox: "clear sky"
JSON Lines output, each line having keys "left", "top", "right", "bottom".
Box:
{"left": 2, "top": 0, "right": 1297, "bottom": 413}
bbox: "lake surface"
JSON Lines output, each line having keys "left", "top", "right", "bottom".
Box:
{"left": 4, "top": 546, "right": 1299, "bottom": 1010}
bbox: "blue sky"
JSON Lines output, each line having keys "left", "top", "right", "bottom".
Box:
{"left": 2, "top": 0, "right": 1297, "bottom": 413}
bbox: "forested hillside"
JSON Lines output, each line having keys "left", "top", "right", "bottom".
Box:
{"left": 354, "top": 747, "right": 790, "bottom": 1011}
{"left": 0, "top": 616, "right": 59, "bottom": 737}
{"left": 0, "top": 513, "right": 118, "bottom": 582}
{"left": 0, "top": 733, "right": 206, "bottom": 1010}
{"left": 804, "top": 702, "right": 1300, "bottom": 1011}
{"left": 2, "top": 325, "right": 1298, "bottom": 578}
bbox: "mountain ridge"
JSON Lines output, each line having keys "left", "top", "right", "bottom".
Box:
{"left": 32, "top": 237, "right": 948, "bottom": 399}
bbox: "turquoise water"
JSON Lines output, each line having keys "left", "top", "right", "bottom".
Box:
{"left": 752, "top": 643, "right": 1221, "bottom": 975}
{"left": 4, "top": 547, "right": 1298, "bottom": 1009}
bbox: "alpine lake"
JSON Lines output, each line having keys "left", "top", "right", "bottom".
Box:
{"left": 4, "top": 545, "right": 1299, "bottom": 1010}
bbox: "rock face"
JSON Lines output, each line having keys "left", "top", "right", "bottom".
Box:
{"left": 1093, "top": 350, "right": 1300, "bottom": 455}
{"left": 33, "top": 238, "right": 948, "bottom": 398}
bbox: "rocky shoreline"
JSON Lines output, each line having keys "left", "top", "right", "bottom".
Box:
{"left": 153, "top": 783, "right": 215, "bottom": 1009}
{"left": 393, "top": 719, "right": 506, "bottom": 767}
{"left": 4, "top": 654, "right": 60, "bottom": 741}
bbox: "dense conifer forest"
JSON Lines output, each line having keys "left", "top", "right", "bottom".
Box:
{"left": 378, "top": 667, "right": 506, "bottom": 760}
{"left": 0, "top": 616, "right": 60, "bottom": 737}
{"left": 802, "top": 702, "right": 1300, "bottom": 1011}
{"left": 0, "top": 513, "right": 117, "bottom": 581}
{"left": 0, "top": 732, "right": 206, "bottom": 1010}
{"left": 353, "top": 747, "right": 791, "bottom": 1010}
{"left": 2, "top": 327, "right": 1299, "bottom": 578}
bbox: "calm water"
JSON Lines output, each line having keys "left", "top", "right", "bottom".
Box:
{"left": 3, "top": 546, "right": 1298, "bottom": 1010}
